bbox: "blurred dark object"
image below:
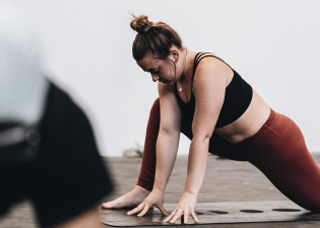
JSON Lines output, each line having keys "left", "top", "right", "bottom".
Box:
{"left": 0, "top": 122, "right": 40, "bottom": 163}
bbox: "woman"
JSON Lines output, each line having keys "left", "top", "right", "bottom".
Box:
{"left": 102, "top": 15, "right": 320, "bottom": 224}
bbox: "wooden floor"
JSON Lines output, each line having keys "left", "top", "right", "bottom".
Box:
{"left": 1, "top": 153, "right": 320, "bottom": 228}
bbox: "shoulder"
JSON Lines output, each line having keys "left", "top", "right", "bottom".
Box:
{"left": 193, "top": 55, "right": 232, "bottom": 89}
{"left": 195, "top": 54, "right": 231, "bottom": 75}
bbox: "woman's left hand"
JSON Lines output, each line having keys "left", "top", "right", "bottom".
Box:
{"left": 163, "top": 192, "right": 200, "bottom": 224}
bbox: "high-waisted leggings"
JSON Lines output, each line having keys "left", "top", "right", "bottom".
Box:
{"left": 137, "top": 98, "right": 320, "bottom": 212}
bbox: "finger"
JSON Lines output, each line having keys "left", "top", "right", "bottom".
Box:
{"left": 158, "top": 204, "right": 168, "bottom": 216}
{"left": 170, "top": 209, "right": 183, "bottom": 224}
{"left": 163, "top": 209, "right": 176, "bottom": 222}
{"left": 101, "top": 201, "right": 112, "bottom": 209}
{"left": 191, "top": 210, "right": 200, "bottom": 224}
{"left": 163, "top": 211, "right": 175, "bottom": 222}
{"left": 137, "top": 204, "right": 150, "bottom": 217}
{"left": 127, "top": 203, "right": 144, "bottom": 215}
{"left": 183, "top": 210, "right": 188, "bottom": 224}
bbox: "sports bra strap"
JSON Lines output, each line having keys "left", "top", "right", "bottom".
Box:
{"left": 192, "top": 52, "right": 233, "bottom": 87}
{"left": 193, "top": 52, "right": 232, "bottom": 74}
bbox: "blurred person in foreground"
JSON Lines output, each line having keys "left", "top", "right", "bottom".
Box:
{"left": 0, "top": 4, "right": 112, "bottom": 228}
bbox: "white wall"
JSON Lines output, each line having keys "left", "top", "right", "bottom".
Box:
{"left": 4, "top": 0, "right": 320, "bottom": 156}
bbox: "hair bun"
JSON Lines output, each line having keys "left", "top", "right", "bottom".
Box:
{"left": 130, "top": 15, "right": 153, "bottom": 34}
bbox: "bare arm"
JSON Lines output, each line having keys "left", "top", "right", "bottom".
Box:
{"left": 185, "top": 60, "right": 228, "bottom": 195}
{"left": 153, "top": 82, "right": 182, "bottom": 193}
{"left": 165, "top": 57, "right": 231, "bottom": 224}
{"left": 128, "top": 82, "right": 181, "bottom": 216}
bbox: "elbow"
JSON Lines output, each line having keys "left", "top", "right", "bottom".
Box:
{"left": 192, "top": 133, "right": 212, "bottom": 145}
{"left": 192, "top": 123, "right": 214, "bottom": 145}
{"left": 202, "top": 134, "right": 212, "bottom": 145}
{"left": 159, "top": 126, "right": 180, "bottom": 138}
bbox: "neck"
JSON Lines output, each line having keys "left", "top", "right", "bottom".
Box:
{"left": 180, "top": 49, "right": 188, "bottom": 80}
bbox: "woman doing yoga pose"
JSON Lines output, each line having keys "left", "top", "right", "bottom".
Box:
{"left": 102, "top": 15, "right": 320, "bottom": 224}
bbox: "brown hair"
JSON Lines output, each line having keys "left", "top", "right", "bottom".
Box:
{"left": 130, "top": 15, "right": 183, "bottom": 61}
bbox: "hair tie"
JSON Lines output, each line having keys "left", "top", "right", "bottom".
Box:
{"left": 143, "top": 24, "right": 152, "bottom": 33}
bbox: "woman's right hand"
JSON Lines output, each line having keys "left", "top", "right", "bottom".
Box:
{"left": 127, "top": 189, "right": 168, "bottom": 216}
{"left": 101, "top": 185, "right": 150, "bottom": 209}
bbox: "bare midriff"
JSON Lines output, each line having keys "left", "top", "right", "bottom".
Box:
{"left": 214, "top": 89, "right": 271, "bottom": 144}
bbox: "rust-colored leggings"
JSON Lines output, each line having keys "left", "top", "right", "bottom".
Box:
{"left": 137, "top": 98, "right": 320, "bottom": 212}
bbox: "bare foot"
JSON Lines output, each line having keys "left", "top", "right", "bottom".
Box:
{"left": 102, "top": 185, "right": 150, "bottom": 209}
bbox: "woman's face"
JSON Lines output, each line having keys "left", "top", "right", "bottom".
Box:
{"left": 136, "top": 52, "right": 176, "bottom": 85}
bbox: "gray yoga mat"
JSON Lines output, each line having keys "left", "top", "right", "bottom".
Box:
{"left": 101, "top": 200, "right": 320, "bottom": 226}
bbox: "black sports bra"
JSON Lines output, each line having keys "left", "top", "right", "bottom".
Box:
{"left": 174, "top": 52, "right": 253, "bottom": 128}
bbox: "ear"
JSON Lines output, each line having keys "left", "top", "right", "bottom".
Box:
{"left": 169, "top": 48, "right": 179, "bottom": 63}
